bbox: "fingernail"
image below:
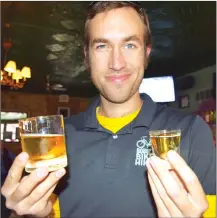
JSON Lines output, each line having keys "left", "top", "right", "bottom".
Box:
{"left": 150, "top": 156, "right": 160, "bottom": 166}
{"left": 18, "top": 152, "right": 29, "bottom": 162}
{"left": 36, "top": 167, "right": 48, "bottom": 178}
{"left": 167, "top": 150, "right": 177, "bottom": 160}
{"left": 55, "top": 168, "right": 65, "bottom": 178}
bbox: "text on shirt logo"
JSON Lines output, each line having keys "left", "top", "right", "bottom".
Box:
{"left": 135, "top": 136, "right": 153, "bottom": 166}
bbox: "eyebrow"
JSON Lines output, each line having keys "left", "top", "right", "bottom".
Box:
{"left": 91, "top": 35, "right": 142, "bottom": 45}
{"left": 123, "top": 35, "right": 141, "bottom": 43}
{"left": 92, "top": 38, "right": 109, "bottom": 44}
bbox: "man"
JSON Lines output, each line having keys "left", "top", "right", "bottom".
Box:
{"left": 1, "top": 1, "right": 216, "bottom": 218}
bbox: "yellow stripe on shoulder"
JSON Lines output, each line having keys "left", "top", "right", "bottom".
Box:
{"left": 203, "top": 195, "right": 216, "bottom": 218}
{"left": 50, "top": 193, "right": 60, "bottom": 218}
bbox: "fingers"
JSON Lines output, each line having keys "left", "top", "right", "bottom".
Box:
{"left": 4, "top": 167, "right": 66, "bottom": 217}
{"left": 11, "top": 167, "right": 49, "bottom": 202}
{"left": 147, "top": 170, "right": 170, "bottom": 218}
{"left": 167, "top": 151, "right": 207, "bottom": 206}
{"left": 170, "top": 169, "right": 188, "bottom": 195}
{"left": 31, "top": 200, "right": 53, "bottom": 218}
{"left": 12, "top": 196, "right": 54, "bottom": 217}
{"left": 1, "top": 151, "right": 66, "bottom": 218}
{"left": 149, "top": 155, "right": 207, "bottom": 216}
{"left": 147, "top": 159, "right": 183, "bottom": 217}
{"left": 2, "top": 152, "right": 29, "bottom": 197}
{"left": 24, "top": 185, "right": 57, "bottom": 217}
{"left": 20, "top": 175, "right": 28, "bottom": 183}
{"left": 21, "top": 168, "right": 65, "bottom": 208}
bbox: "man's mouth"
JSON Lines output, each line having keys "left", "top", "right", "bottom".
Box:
{"left": 106, "top": 74, "right": 131, "bottom": 83}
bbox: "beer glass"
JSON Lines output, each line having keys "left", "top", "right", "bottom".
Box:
{"left": 149, "top": 129, "right": 181, "bottom": 160}
{"left": 19, "top": 115, "right": 67, "bottom": 173}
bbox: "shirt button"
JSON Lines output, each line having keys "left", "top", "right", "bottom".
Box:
{"left": 113, "top": 135, "right": 118, "bottom": 139}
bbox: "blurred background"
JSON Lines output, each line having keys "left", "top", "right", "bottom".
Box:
{"left": 1, "top": 1, "right": 216, "bottom": 154}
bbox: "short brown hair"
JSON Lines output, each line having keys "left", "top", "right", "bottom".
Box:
{"left": 84, "top": 1, "right": 152, "bottom": 49}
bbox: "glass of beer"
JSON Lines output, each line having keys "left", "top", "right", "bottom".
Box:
{"left": 149, "top": 129, "right": 181, "bottom": 160}
{"left": 18, "top": 115, "right": 67, "bottom": 173}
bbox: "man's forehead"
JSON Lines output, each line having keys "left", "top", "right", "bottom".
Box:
{"left": 88, "top": 7, "right": 145, "bottom": 40}
{"left": 90, "top": 7, "right": 143, "bottom": 24}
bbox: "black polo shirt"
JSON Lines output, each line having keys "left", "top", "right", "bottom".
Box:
{"left": 57, "top": 94, "right": 216, "bottom": 218}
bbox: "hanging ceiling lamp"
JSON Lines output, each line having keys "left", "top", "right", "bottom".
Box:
{"left": 1, "top": 23, "right": 32, "bottom": 89}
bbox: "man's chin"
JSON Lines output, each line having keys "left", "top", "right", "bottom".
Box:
{"left": 101, "top": 92, "right": 132, "bottom": 104}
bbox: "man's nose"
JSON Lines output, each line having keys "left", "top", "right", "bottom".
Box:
{"left": 108, "top": 48, "right": 126, "bottom": 71}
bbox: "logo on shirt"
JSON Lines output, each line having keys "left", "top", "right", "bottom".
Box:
{"left": 135, "top": 136, "right": 153, "bottom": 166}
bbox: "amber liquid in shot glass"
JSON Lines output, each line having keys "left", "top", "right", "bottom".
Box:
{"left": 149, "top": 129, "right": 181, "bottom": 159}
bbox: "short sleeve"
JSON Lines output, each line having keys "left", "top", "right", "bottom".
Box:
{"left": 50, "top": 193, "right": 61, "bottom": 218}
{"left": 188, "top": 115, "right": 216, "bottom": 194}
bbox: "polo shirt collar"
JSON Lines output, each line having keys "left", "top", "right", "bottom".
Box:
{"left": 83, "top": 93, "right": 157, "bottom": 129}
{"left": 132, "top": 93, "right": 157, "bottom": 128}
{"left": 83, "top": 96, "right": 100, "bottom": 129}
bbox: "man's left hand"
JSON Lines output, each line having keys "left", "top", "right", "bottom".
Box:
{"left": 146, "top": 150, "right": 208, "bottom": 218}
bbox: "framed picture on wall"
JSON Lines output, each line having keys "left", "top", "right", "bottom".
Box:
{"left": 179, "top": 95, "right": 190, "bottom": 108}
{"left": 57, "top": 107, "right": 70, "bottom": 118}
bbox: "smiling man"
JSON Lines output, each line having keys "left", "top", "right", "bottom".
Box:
{"left": 1, "top": 2, "right": 216, "bottom": 218}
{"left": 86, "top": 4, "right": 150, "bottom": 109}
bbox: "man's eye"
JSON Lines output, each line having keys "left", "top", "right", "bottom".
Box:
{"left": 124, "top": 43, "right": 136, "bottom": 49}
{"left": 95, "top": 44, "right": 106, "bottom": 50}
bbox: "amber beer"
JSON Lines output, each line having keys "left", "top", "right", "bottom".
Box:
{"left": 19, "top": 115, "right": 67, "bottom": 173}
{"left": 149, "top": 130, "right": 181, "bottom": 159}
{"left": 21, "top": 134, "right": 67, "bottom": 172}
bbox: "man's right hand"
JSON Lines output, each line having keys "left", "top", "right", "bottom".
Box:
{"left": 1, "top": 152, "right": 66, "bottom": 217}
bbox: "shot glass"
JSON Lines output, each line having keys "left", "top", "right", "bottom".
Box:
{"left": 149, "top": 129, "right": 181, "bottom": 160}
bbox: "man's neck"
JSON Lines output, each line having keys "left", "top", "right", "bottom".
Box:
{"left": 98, "top": 92, "right": 143, "bottom": 118}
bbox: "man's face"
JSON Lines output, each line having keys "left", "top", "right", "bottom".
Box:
{"left": 86, "top": 7, "right": 151, "bottom": 103}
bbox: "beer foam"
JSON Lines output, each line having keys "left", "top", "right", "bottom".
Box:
{"left": 21, "top": 134, "right": 64, "bottom": 137}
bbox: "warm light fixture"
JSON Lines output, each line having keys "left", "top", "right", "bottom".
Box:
{"left": 12, "top": 70, "right": 22, "bottom": 83}
{"left": 1, "top": 23, "right": 32, "bottom": 89}
{"left": 21, "top": 66, "right": 31, "bottom": 81}
{"left": 4, "top": 60, "right": 16, "bottom": 75}
{"left": 1, "top": 61, "right": 32, "bottom": 89}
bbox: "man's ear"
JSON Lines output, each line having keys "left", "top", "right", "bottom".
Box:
{"left": 84, "top": 46, "right": 87, "bottom": 58}
{"left": 144, "top": 46, "right": 152, "bottom": 70}
{"left": 84, "top": 46, "right": 89, "bottom": 70}
{"left": 146, "top": 46, "right": 151, "bottom": 58}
